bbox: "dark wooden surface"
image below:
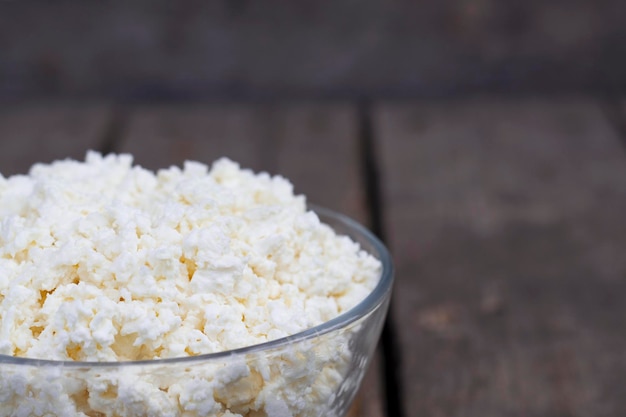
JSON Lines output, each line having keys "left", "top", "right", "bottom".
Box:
{"left": 0, "top": 104, "right": 109, "bottom": 175}
{"left": 2, "top": 2, "right": 626, "bottom": 100}
{"left": 376, "top": 99, "right": 626, "bottom": 417}
{"left": 1, "top": 99, "right": 625, "bottom": 416}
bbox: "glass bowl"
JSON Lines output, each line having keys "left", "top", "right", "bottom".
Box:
{"left": 0, "top": 206, "right": 394, "bottom": 417}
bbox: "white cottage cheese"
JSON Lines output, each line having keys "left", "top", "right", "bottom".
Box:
{"left": 0, "top": 152, "right": 381, "bottom": 417}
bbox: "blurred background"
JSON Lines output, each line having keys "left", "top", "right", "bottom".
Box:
{"left": 2, "top": 0, "right": 626, "bottom": 101}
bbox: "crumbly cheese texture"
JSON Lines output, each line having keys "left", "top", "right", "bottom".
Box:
{"left": 0, "top": 152, "right": 381, "bottom": 417}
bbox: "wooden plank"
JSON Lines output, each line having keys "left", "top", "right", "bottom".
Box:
{"left": 119, "top": 104, "right": 269, "bottom": 173}
{"left": 376, "top": 99, "right": 626, "bottom": 416}
{"left": 121, "top": 103, "right": 365, "bottom": 220}
{"left": 0, "top": 104, "right": 110, "bottom": 176}
{"left": 120, "top": 103, "right": 383, "bottom": 417}
{"left": 270, "top": 103, "right": 366, "bottom": 223}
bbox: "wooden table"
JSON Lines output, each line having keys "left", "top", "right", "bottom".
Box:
{"left": 1, "top": 99, "right": 625, "bottom": 416}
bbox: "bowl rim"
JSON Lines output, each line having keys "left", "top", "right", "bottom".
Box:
{"left": 0, "top": 205, "right": 394, "bottom": 368}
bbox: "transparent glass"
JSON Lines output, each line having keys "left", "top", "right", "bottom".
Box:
{"left": 0, "top": 206, "right": 394, "bottom": 417}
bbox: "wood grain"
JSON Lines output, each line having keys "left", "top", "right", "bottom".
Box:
{"left": 120, "top": 103, "right": 382, "bottom": 417}
{"left": 0, "top": 104, "right": 110, "bottom": 175}
{"left": 376, "top": 99, "right": 626, "bottom": 416}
